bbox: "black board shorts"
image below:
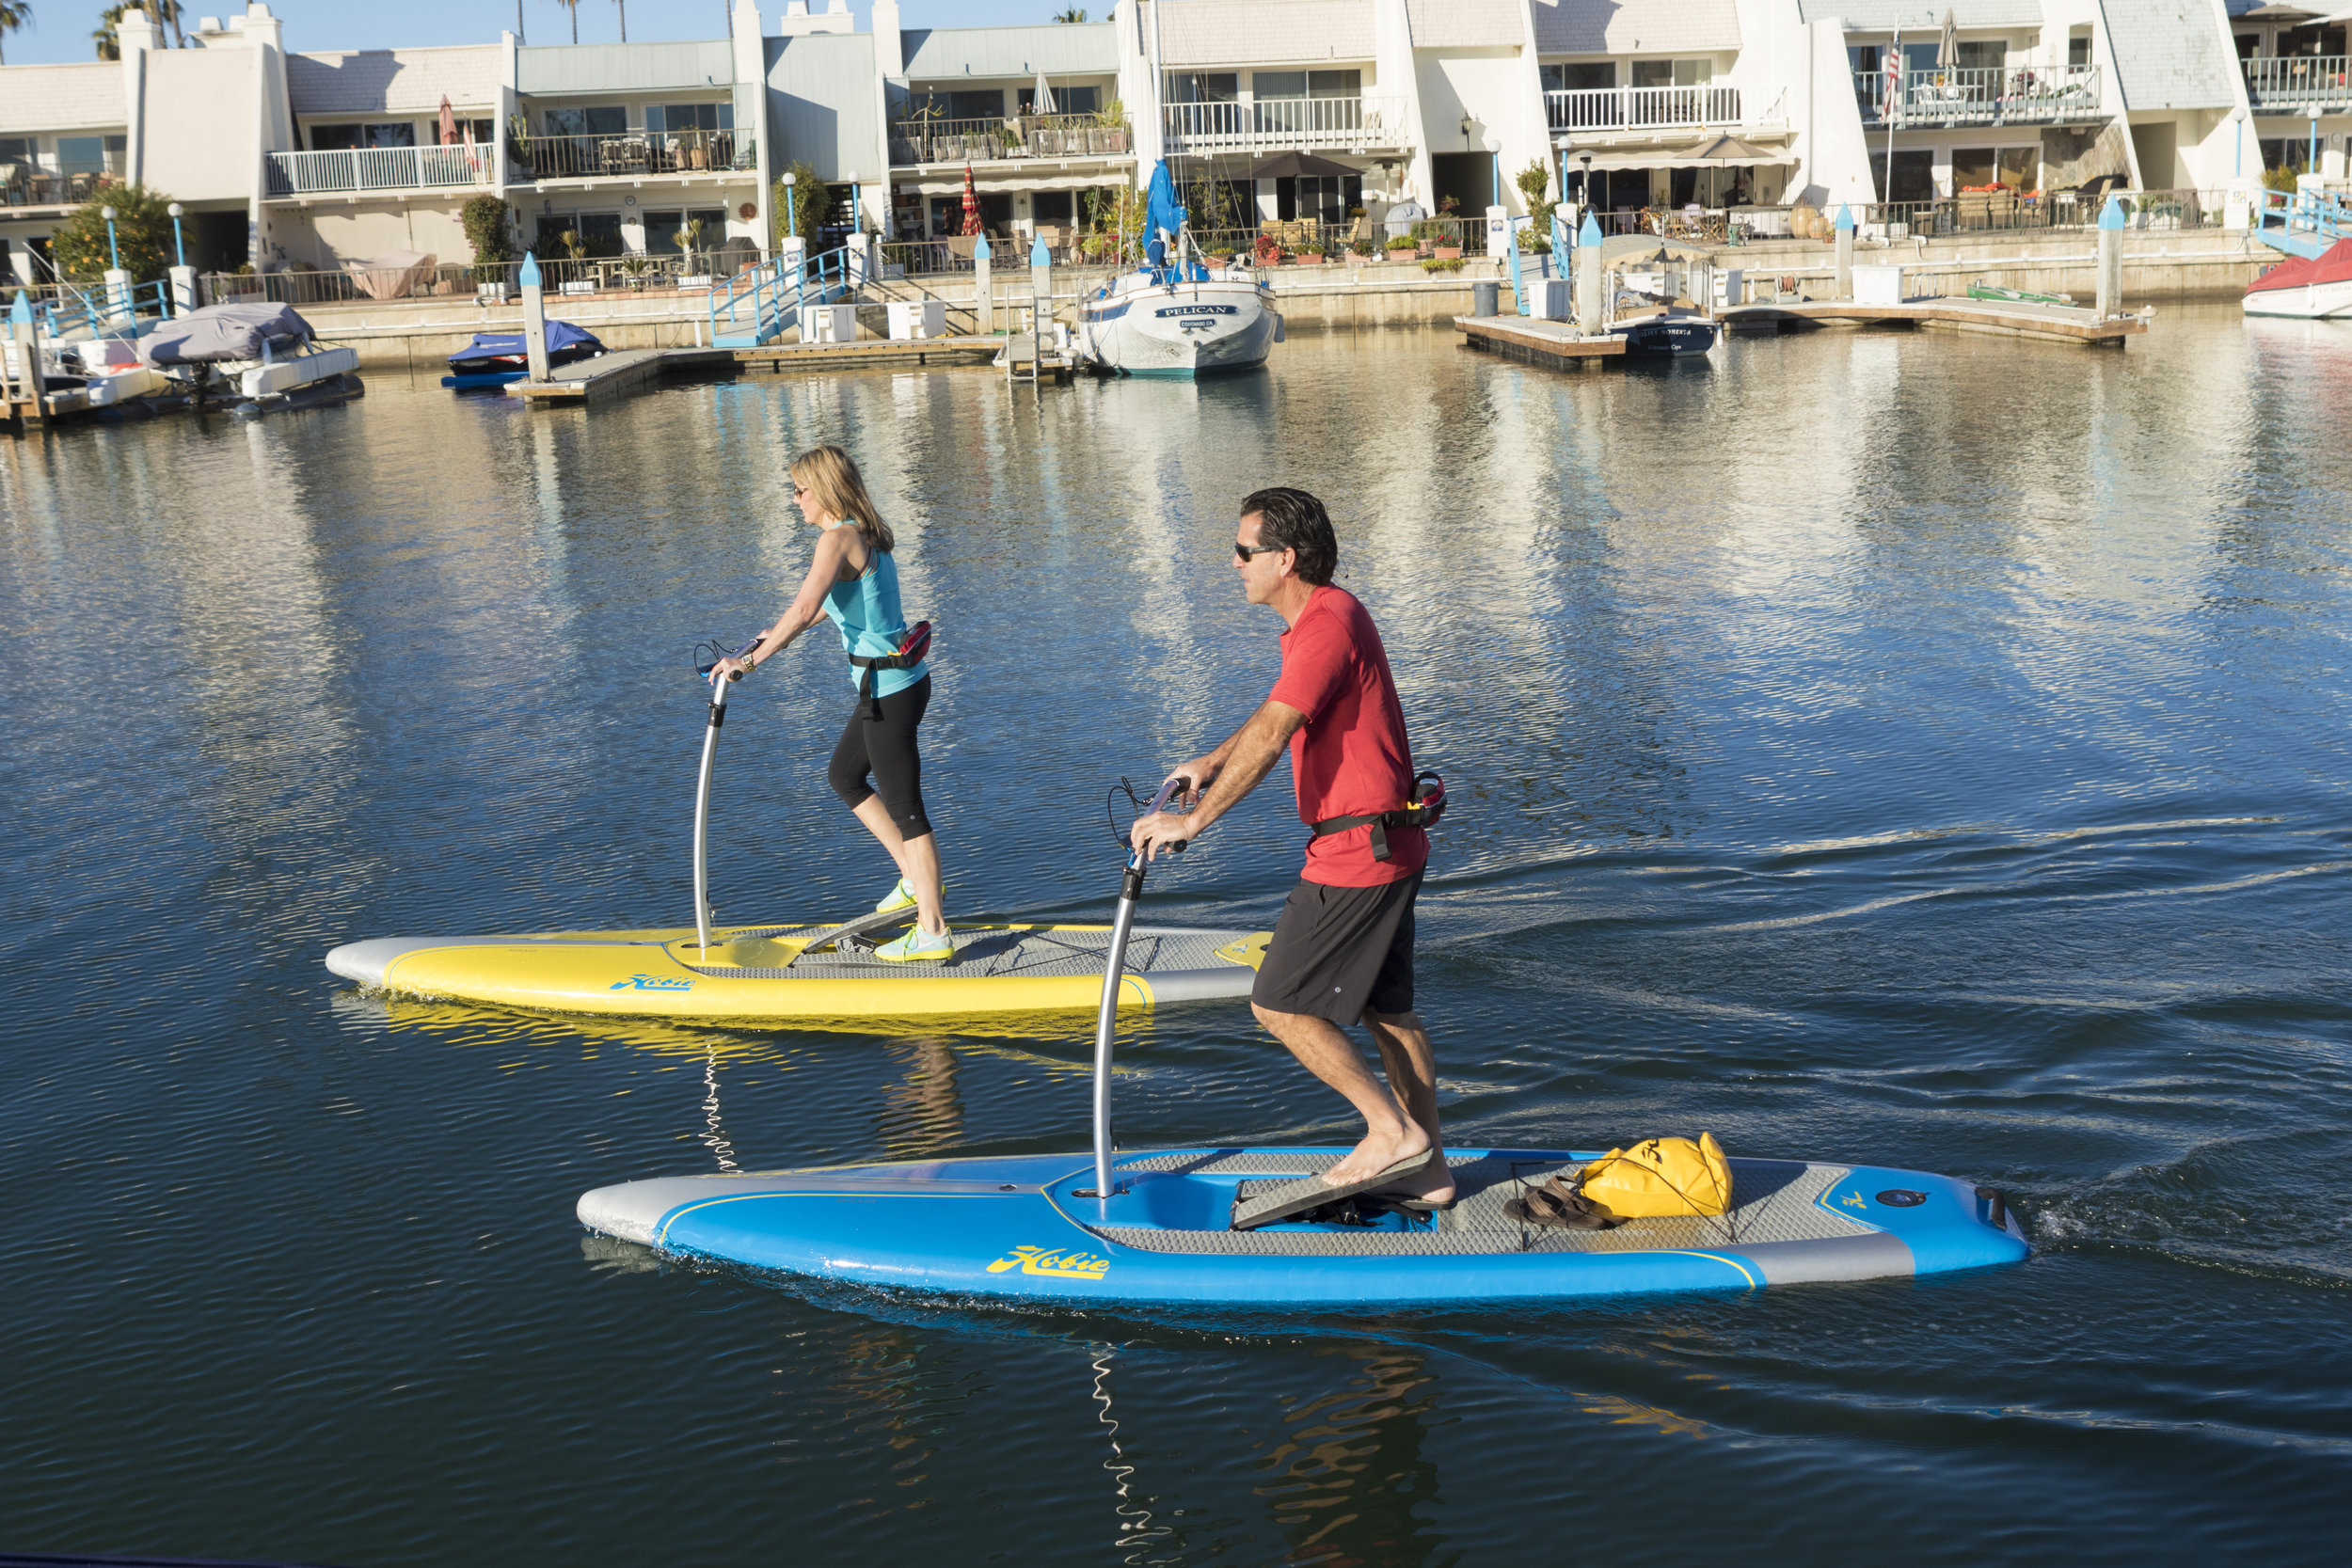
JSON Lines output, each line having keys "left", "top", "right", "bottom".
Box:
{"left": 1250, "top": 870, "right": 1422, "bottom": 1023}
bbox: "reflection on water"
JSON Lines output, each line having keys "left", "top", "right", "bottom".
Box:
{"left": 1255, "top": 1344, "right": 1445, "bottom": 1568}
{"left": 3, "top": 312, "right": 2349, "bottom": 1566}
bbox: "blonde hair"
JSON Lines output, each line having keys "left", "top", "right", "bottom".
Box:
{"left": 790, "top": 445, "right": 894, "bottom": 553}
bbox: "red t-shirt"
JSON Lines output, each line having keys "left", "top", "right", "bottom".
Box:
{"left": 1267, "top": 584, "right": 1428, "bottom": 887}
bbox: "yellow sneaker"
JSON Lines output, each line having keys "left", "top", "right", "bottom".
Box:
{"left": 874, "top": 924, "right": 954, "bottom": 963}
{"left": 874, "top": 877, "right": 917, "bottom": 914}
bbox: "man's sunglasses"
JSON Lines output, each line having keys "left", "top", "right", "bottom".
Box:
{"left": 1234, "top": 541, "right": 1283, "bottom": 562}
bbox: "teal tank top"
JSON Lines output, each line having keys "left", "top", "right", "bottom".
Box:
{"left": 821, "top": 540, "right": 926, "bottom": 698}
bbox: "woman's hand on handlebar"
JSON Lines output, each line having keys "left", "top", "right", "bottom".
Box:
{"left": 709, "top": 655, "right": 752, "bottom": 683}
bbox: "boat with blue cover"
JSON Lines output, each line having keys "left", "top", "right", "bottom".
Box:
{"left": 443, "top": 320, "right": 604, "bottom": 388}
{"left": 577, "top": 781, "right": 2028, "bottom": 1307}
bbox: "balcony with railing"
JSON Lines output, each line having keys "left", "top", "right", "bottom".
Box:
{"left": 1545, "top": 85, "right": 1761, "bottom": 135}
{"left": 2245, "top": 55, "right": 2352, "bottom": 109}
{"left": 513, "top": 128, "right": 756, "bottom": 183}
{"left": 265, "top": 144, "right": 493, "bottom": 198}
{"left": 1161, "top": 96, "right": 1411, "bottom": 155}
{"left": 889, "top": 113, "right": 1134, "bottom": 167}
{"left": 1854, "top": 64, "right": 2104, "bottom": 127}
{"left": 1, "top": 153, "right": 129, "bottom": 211}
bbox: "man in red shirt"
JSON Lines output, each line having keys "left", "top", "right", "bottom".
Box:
{"left": 1131, "top": 488, "right": 1453, "bottom": 1212}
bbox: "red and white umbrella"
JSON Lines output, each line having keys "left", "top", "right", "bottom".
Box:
{"left": 961, "top": 164, "right": 982, "bottom": 237}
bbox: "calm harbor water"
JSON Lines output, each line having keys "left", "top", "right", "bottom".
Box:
{"left": 4, "top": 313, "right": 2349, "bottom": 1565}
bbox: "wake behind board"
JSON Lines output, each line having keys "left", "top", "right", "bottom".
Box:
{"left": 578, "top": 1147, "right": 2029, "bottom": 1307}
{"left": 326, "top": 918, "right": 1268, "bottom": 1021}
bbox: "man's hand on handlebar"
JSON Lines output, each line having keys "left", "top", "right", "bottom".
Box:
{"left": 1130, "top": 811, "right": 1196, "bottom": 862}
{"left": 1164, "top": 757, "right": 1221, "bottom": 804}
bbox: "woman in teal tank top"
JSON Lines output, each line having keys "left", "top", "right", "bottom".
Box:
{"left": 711, "top": 445, "right": 949, "bottom": 962}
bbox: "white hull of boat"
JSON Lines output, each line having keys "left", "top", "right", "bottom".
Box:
{"left": 2242, "top": 277, "right": 2352, "bottom": 319}
{"left": 1079, "top": 277, "right": 1279, "bottom": 378}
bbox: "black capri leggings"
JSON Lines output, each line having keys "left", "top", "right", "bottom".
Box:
{"left": 827, "top": 673, "right": 932, "bottom": 840}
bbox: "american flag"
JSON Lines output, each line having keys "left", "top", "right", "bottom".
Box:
{"left": 1884, "top": 28, "right": 1903, "bottom": 115}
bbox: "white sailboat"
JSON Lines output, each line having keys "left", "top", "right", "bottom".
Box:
{"left": 1075, "top": 160, "right": 1282, "bottom": 379}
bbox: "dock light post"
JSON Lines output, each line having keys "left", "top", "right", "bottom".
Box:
{"left": 1483, "top": 133, "right": 1502, "bottom": 210}
{"left": 102, "top": 205, "right": 121, "bottom": 271}
{"left": 782, "top": 170, "right": 796, "bottom": 236}
{"left": 99, "top": 204, "right": 132, "bottom": 325}
{"left": 2311, "top": 106, "right": 2324, "bottom": 187}
{"left": 165, "top": 202, "right": 190, "bottom": 318}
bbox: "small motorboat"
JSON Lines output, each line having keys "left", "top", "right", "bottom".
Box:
{"left": 443, "top": 321, "right": 605, "bottom": 388}
{"left": 146, "top": 300, "right": 364, "bottom": 413}
{"left": 1610, "top": 304, "right": 1721, "bottom": 356}
{"left": 2243, "top": 238, "right": 2352, "bottom": 320}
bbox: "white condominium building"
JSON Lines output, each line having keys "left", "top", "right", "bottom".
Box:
{"left": 4, "top": 1, "right": 2344, "bottom": 284}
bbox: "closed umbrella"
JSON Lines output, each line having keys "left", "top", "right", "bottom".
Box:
{"left": 1938, "top": 9, "right": 1959, "bottom": 71}
{"left": 1031, "top": 70, "right": 1056, "bottom": 117}
{"left": 961, "top": 163, "right": 982, "bottom": 237}
{"left": 438, "top": 96, "right": 459, "bottom": 146}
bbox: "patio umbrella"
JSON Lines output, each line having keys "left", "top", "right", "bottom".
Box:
{"left": 438, "top": 96, "right": 459, "bottom": 146}
{"left": 1937, "top": 9, "right": 1958, "bottom": 70}
{"left": 1031, "top": 70, "right": 1056, "bottom": 117}
{"left": 961, "top": 163, "right": 982, "bottom": 236}
{"left": 1242, "top": 150, "right": 1359, "bottom": 181}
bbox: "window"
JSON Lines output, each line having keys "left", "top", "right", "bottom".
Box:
{"left": 1951, "top": 148, "right": 1996, "bottom": 187}
{"left": 1032, "top": 190, "right": 1073, "bottom": 224}
{"left": 1543, "top": 62, "right": 1615, "bottom": 91}
{"left": 1956, "top": 40, "right": 2003, "bottom": 71}
{"left": 1021, "top": 84, "right": 1098, "bottom": 116}
{"left": 542, "top": 106, "right": 626, "bottom": 138}
{"left": 2074, "top": 33, "right": 2096, "bottom": 67}
{"left": 0, "top": 136, "right": 34, "bottom": 164}
{"left": 467, "top": 118, "right": 495, "bottom": 145}
{"left": 2260, "top": 137, "right": 2310, "bottom": 172}
{"left": 1164, "top": 72, "right": 1238, "bottom": 103}
{"left": 1276, "top": 173, "right": 1361, "bottom": 225}
{"left": 537, "top": 211, "right": 624, "bottom": 257}
{"left": 1998, "top": 146, "right": 2039, "bottom": 189}
{"left": 1632, "top": 59, "right": 1713, "bottom": 89}
{"left": 309, "top": 122, "right": 418, "bottom": 150}
{"left": 55, "top": 135, "right": 109, "bottom": 173}
{"left": 1868, "top": 150, "right": 1936, "bottom": 202}
{"left": 652, "top": 103, "right": 734, "bottom": 134}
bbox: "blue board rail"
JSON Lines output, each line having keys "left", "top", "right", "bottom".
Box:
{"left": 2252, "top": 186, "right": 2352, "bottom": 260}
{"left": 709, "top": 245, "right": 850, "bottom": 348}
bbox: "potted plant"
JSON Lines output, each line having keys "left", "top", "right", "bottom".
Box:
{"left": 1422, "top": 256, "right": 1465, "bottom": 274}
{"left": 1432, "top": 238, "right": 1464, "bottom": 261}
{"left": 1384, "top": 234, "right": 1419, "bottom": 261}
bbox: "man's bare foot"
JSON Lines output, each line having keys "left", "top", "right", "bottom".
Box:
{"left": 1373, "top": 1155, "right": 1455, "bottom": 1208}
{"left": 1320, "top": 1124, "right": 1433, "bottom": 1189}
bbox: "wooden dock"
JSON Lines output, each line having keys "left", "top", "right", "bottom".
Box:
{"left": 1720, "top": 295, "right": 2146, "bottom": 346}
{"left": 505, "top": 337, "right": 1004, "bottom": 404}
{"left": 993, "top": 332, "right": 1079, "bottom": 384}
{"left": 1454, "top": 315, "right": 1629, "bottom": 369}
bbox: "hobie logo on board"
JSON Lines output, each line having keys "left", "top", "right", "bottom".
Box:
{"left": 610, "top": 974, "right": 695, "bottom": 991}
{"left": 987, "top": 1245, "right": 1109, "bottom": 1280}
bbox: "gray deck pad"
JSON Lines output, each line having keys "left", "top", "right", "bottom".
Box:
{"left": 783, "top": 906, "right": 916, "bottom": 964}
{"left": 1088, "top": 1152, "right": 1873, "bottom": 1256}
{"left": 682, "top": 926, "right": 1245, "bottom": 982}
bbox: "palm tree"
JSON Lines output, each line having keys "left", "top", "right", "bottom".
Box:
{"left": 612, "top": 0, "right": 626, "bottom": 42}
{"left": 552, "top": 0, "right": 579, "bottom": 45}
{"left": 92, "top": 1, "right": 128, "bottom": 59}
{"left": 1052, "top": 7, "right": 1089, "bottom": 19}
{"left": 0, "top": 1, "right": 30, "bottom": 67}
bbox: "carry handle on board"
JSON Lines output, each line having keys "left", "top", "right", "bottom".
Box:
{"left": 689, "top": 635, "right": 759, "bottom": 957}
{"left": 1083, "top": 774, "right": 1190, "bottom": 1202}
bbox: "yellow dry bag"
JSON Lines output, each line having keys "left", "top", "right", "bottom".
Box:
{"left": 1578, "top": 1133, "right": 1734, "bottom": 1219}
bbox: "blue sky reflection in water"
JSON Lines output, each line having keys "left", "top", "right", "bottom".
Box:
{"left": 2, "top": 313, "right": 2349, "bottom": 1565}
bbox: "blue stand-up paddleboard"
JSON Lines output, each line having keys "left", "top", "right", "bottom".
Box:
{"left": 579, "top": 782, "right": 2029, "bottom": 1306}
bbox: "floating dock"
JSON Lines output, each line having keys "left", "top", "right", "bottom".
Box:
{"left": 1454, "top": 316, "right": 1629, "bottom": 369}
{"left": 505, "top": 337, "right": 1004, "bottom": 404}
{"left": 1719, "top": 295, "right": 2146, "bottom": 346}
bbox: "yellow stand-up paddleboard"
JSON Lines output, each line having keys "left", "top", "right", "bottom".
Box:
{"left": 325, "top": 915, "right": 1268, "bottom": 1022}
{"left": 326, "top": 641, "right": 1267, "bottom": 1023}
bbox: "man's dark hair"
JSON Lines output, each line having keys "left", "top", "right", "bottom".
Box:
{"left": 1240, "top": 487, "right": 1337, "bottom": 586}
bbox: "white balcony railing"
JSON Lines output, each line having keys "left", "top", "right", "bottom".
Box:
{"left": 1854, "top": 64, "right": 2103, "bottom": 127}
{"left": 266, "top": 144, "right": 492, "bottom": 198}
{"left": 1545, "top": 85, "right": 1748, "bottom": 134}
{"left": 2244, "top": 55, "right": 2352, "bottom": 108}
{"left": 1162, "top": 96, "right": 1411, "bottom": 154}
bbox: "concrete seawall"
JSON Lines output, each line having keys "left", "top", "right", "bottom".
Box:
{"left": 298, "top": 230, "right": 2269, "bottom": 369}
